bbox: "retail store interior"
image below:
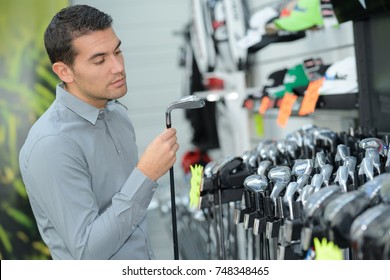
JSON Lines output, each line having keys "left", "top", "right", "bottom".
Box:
{"left": 2, "top": 0, "right": 390, "bottom": 260}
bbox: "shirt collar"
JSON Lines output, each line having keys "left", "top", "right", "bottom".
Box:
{"left": 56, "top": 84, "right": 102, "bottom": 125}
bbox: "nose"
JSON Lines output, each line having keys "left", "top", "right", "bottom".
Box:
{"left": 110, "top": 54, "right": 124, "bottom": 74}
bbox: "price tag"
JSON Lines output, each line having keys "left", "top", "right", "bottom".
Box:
{"left": 277, "top": 92, "right": 297, "bottom": 127}
{"left": 258, "top": 96, "right": 271, "bottom": 115}
{"left": 243, "top": 98, "right": 254, "bottom": 110}
{"left": 298, "top": 78, "right": 324, "bottom": 116}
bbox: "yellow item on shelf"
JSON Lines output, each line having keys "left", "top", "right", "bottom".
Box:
{"left": 314, "top": 237, "right": 343, "bottom": 260}
{"left": 189, "top": 164, "right": 204, "bottom": 209}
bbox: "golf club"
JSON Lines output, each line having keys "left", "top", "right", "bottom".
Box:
{"left": 165, "top": 95, "right": 205, "bottom": 260}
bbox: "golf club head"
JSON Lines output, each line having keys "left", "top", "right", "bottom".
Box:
{"left": 241, "top": 150, "right": 251, "bottom": 165}
{"left": 320, "top": 164, "right": 333, "bottom": 186}
{"left": 267, "top": 145, "right": 279, "bottom": 165}
{"left": 360, "top": 214, "right": 390, "bottom": 259}
{"left": 257, "top": 160, "right": 272, "bottom": 175}
{"left": 210, "top": 156, "right": 236, "bottom": 177}
{"left": 334, "top": 165, "right": 349, "bottom": 192}
{"left": 311, "top": 173, "right": 324, "bottom": 192}
{"left": 297, "top": 184, "right": 315, "bottom": 207}
{"left": 365, "top": 149, "right": 381, "bottom": 175}
{"left": 259, "top": 144, "right": 269, "bottom": 160}
{"left": 243, "top": 174, "right": 268, "bottom": 193}
{"left": 313, "top": 128, "right": 337, "bottom": 152}
{"left": 204, "top": 161, "right": 217, "bottom": 178}
{"left": 268, "top": 166, "right": 291, "bottom": 203}
{"left": 284, "top": 182, "right": 300, "bottom": 203}
{"left": 314, "top": 151, "right": 326, "bottom": 170}
{"left": 284, "top": 182, "right": 299, "bottom": 220}
{"left": 276, "top": 139, "right": 286, "bottom": 155}
{"left": 166, "top": 95, "right": 205, "bottom": 127}
{"left": 292, "top": 159, "right": 314, "bottom": 176}
{"left": 323, "top": 190, "right": 370, "bottom": 247}
{"left": 386, "top": 149, "right": 390, "bottom": 173}
{"left": 304, "top": 185, "right": 342, "bottom": 221}
{"left": 296, "top": 174, "right": 310, "bottom": 192}
{"left": 286, "top": 131, "right": 303, "bottom": 147}
{"left": 243, "top": 150, "right": 259, "bottom": 169}
{"left": 379, "top": 174, "right": 390, "bottom": 203}
{"left": 268, "top": 166, "right": 291, "bottom": 184}
{"left": 350, "top": 204, "right": 390, "bottom": 259}
{"left": 359, "top": 137, "right": 386, "bottom": 156}
{"left": 335, "top": 144, "right": 350, "bottom": 163}
{"left": 344, "top": 156, "right": 357, "bottom": 185}
{"left": 358, "top": 157, "right": 374, "bottom": 181}
{"left": 360, "top": 173, "right": 390, "bottom": 203}
{"left": 285, "top": 140, "right": 298, "bottom": 159}
{"left": 256, "top": 139, "right": 274, "bottom": 153}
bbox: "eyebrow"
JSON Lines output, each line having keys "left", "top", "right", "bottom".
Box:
{"left": 88, "top": 40, "right": 122, "bottom": 61}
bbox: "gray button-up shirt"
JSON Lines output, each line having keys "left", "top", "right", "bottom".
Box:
{"left": 19, "top": 84, "right": 157, "bottom": 259}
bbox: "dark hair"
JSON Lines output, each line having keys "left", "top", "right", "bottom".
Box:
{"left": 44, "top": 5, "right": 113, "bottom": 66}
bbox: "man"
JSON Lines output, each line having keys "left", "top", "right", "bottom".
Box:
{"left": 19, "top": 5, "right": 179, "bottom": 259}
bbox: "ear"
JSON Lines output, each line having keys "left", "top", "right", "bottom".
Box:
{"left": 52, "top": 62, "right": 74, "bottom": 83}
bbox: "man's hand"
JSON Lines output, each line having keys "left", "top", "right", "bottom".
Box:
{"left": 137, "top": 128, "right": 179, "bottom": 181}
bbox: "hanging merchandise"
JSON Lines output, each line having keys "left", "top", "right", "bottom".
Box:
{"left": 185, "top": 59, "right": 221, "bottom": 150}
{"left": 190, "top": 0, "right": 217, "bottom": 74}
{"left": 238, "top": 4, "right": 306, "bottom": 54}
{"left": 177, "top": 16, "right": 221, "bottom": 151}
{"left": 270, "top": 0, "right": 324, "bottom": 32}
{"left": 318, "top": 56, "right": 358, "bottom": 95}
{"left": 237, "top": 6, "right": 279, "bottom": 50}
{"left": 208, "top": 0, "right": 249, "bottom": 72}
{"left": 222, "top": 0, "right": 248, "bottom": 71}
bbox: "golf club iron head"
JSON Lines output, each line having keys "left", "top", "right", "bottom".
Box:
{"left": 359, "top": 137, "right": 387, "bottom": 156}
{"left": 166, "top": 95, "right": 205, "bottom": 127}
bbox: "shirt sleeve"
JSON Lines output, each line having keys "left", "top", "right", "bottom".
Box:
{"left": 22, "top": 134, "right": 157, "bottom": 259}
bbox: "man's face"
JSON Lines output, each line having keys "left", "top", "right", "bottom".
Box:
{"left": 65, "top": 27, "right": 127, "bottom": 108}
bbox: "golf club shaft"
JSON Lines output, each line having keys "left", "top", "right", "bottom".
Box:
{"left": 166, "top": 118, "right": 179, "bottom": 260}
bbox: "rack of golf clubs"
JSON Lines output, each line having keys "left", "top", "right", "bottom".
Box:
{"left": 193, "top": 124, "right": 390, "bottom": 260}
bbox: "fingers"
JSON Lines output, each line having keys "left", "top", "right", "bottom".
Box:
{"left": 159, "top": 128, "right": 178, "bottom": 151}
{"left": 160, "top": 128, "right": 177, "bottom": 141}
{"left": 137, "top": 128, "right": 180, "bottom": 181}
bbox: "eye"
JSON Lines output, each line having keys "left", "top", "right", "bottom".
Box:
{"left": 114, "top": 50, "right": 122, "bottom": 56}
{"left": 94, "top": 59, "right": 105, "bottom": 65}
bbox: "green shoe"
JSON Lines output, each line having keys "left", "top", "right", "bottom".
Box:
{"left": 273, "top": 0, "right": 324, "bottom": 32}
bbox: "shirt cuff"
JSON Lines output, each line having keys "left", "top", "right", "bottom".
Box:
{"left": 121, "top": 167, "right": 158, "bottom": 208}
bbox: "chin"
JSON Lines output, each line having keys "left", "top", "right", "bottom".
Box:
{"left": 114, "top": 88, "right": 127, "bottom": 99}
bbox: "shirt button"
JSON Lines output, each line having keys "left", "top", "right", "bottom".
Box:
{"left": 98, "top": 110, "right": 105, "bottom": 119}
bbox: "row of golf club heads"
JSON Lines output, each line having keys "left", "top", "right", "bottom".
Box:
{"left": 201, "top": 141, "right": 388, "bottom": 221}
{"left": 199, "top": 127, "right": 390, "bottom": 259}
{"left": 240, "top": 133, "right": 389, "bottom": 210}
{"left": 235, "top": 160, "right": 390, "bottom": 259}
{"left": 243, "top": 124, "right": 389, "bottom": 168}
{"left": 201, "top": 123, "right": 388, "bottom": 184}
{"left": 238, "top": 142, "right": 389, "bottom": 229}
{"left": 239, "top": 147, "right": 390, "bottom": 259}
{"left": 301, "top": 173, "right": 390, "bottom": 259}
{"left": 202, "top": 136, "right": 388, "bottom": 240}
